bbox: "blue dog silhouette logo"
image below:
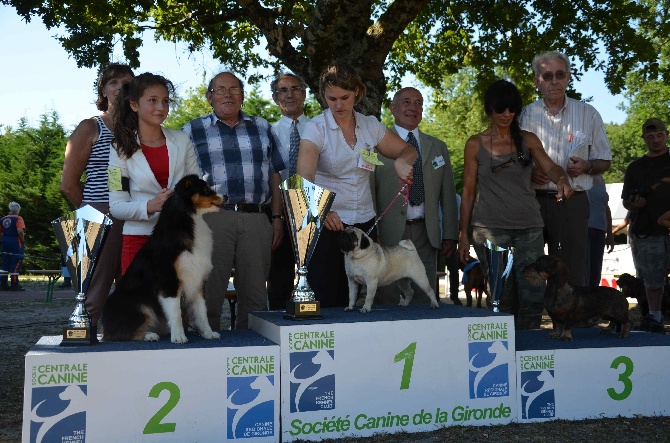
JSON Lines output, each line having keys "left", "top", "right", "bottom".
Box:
{"left": 226, "top": 375, "right": 275, "bottom": 439}
{"left": 289, "top": 349, "right": 335, "bottom": 413}
{"left": 520, "top": 370, "right": 555, "bottom": 419}
{"left": 30, "top": 385, "right": 87, "bottom": 443}
{"left": 468, "top": 341, "right": 510, "bottom": 398}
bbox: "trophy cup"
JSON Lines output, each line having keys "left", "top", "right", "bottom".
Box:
{"left": 280, "top": 175, "right": 335, "bottom": 320}
{"left": 484, "top": 239, "right": 514, "bottom": 313}
{"left": 52, "top": 205, "right": 112, "bottom": 345}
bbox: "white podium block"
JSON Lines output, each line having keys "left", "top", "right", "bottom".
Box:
{"left": 516, "top": 328, "right": 670, "bottom": 422}
{"left": 250, "top": 304, "right": 516, "bottom": 441}
{"left": 23, "top": 332, "right": 280, "bottom": 443}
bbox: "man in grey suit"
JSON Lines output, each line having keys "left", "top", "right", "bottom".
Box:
{"left": 373, "top": 87, "right": 459, "bottom": 305}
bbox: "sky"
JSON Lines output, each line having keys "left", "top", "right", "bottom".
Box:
{"left": 0, "top": 4, "right": 628, "bottom": 132}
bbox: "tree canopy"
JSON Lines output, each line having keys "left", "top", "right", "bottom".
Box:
{"left": 5, "top": 0, "right": 669, "bottom": 116}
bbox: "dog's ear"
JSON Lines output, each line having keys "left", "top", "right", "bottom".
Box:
{"left": 360, "top": 233, "right": 371, "bottom": 249}
{"left": 553, "top": 258, "right": 570, "bottom": 288}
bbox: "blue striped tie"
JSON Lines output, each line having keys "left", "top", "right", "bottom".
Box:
{"left": 289, "top": 120, "right": 300, "bottom": 176}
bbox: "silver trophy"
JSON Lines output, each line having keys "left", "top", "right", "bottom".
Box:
{"left": 280, "top": 175, "right": 335, "bottom": 319}
{"left": 52, "top": 205, "right": 112, "bottom": 345}
{"left": 484, "top": 239, "right": 514, "bottom": 313}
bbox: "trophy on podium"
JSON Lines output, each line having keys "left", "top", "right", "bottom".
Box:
{"left": 280, "top": 175, "right": 335, "bottom": 320}
{"left": 52, "top": 205, "right": 112, "bottom": 345}
{"left": 484, "top": 239, "right": 514, "bottom": 313}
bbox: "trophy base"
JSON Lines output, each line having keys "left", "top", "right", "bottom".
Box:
{"left": 61, "top": 325, "right": 98, "bottom": 346}
{"left": 284, "top": 300, "right": 323, "bottom": 321}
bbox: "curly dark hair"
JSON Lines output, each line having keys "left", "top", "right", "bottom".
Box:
{"left": 112, "top": 73, "right": 174, "bottom": 159}
{"left": 94, "top": 63, "right": 134, "bottom": 111}
{"left": 318, "top": 61, "right": 366, "bottom": 104}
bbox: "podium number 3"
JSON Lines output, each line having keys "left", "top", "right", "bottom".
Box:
{"left": 607, "top": 356, "right": 633, "bottom": 401}
{"left": 394, "top": 342, "right": 417, "bottom": 390}
{"left": 144, "top": 381, "right": 181, "bottom": 434}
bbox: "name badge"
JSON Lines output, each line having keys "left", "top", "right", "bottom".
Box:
{"left": 432, "top": 155, "right": 445, "bottom": 169}
{"left": 107, "top": 167, "right": 123, "bottom": 191}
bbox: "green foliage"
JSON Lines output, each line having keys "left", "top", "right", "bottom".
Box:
{"left": 5, "top": 0, "right": 668, "bottom": 117}
{"left": 0, "top": 113, "right": 71, "bottom": 269}
{"left": 242, "top": 86, "right": 282, "bottom": 124}
{"left": 164, "top": 84, "right": 210, "bottom": 130}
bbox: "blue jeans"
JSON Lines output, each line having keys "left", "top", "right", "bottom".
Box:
{"left": 472, "top": 226, "right": 545, "bottom": 329}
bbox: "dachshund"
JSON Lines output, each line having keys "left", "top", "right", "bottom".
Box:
{"left": 524, "top": 255, "right": 631, "bottom": 341}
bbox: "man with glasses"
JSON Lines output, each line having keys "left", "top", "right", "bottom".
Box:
{"left": 373, "top": 87, "right": 459, "bottom": 306}
{"left": 520, "top": 50, "right": 612, "bottom": 286}
{"left": 183, "top": 72, "right": 285, "bottom": 329}
{"left": 267, "top": 72, "right": 311, "bottom": 309}
{"left": 622, "top": 118, "right": 670, "bottom": 333}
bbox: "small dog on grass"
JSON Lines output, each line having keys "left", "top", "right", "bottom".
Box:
{"left": 338, "top": 227, "right": 439, "bottom": 313}
{"left": 616, "top": 273, "right": 670, "bottom": 319}
{"left": 460, "top": 258, "right": 489, "bottom": 308}
{"left": 101, "top": 175, "right": 225, "bottom": 343}
{"left": 524, "top": 255, "right": 631, "bottom": 341}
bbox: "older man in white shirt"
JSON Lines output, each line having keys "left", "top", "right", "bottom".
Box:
{"left": 520, "top": 50, "right": 612, "bottom": 286}
{"left": 267, "top": 72, "right": 311, "bottom": 309}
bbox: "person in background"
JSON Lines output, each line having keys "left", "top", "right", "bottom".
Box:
{"left": 586, "top": 175, "right": 615, "bottom": 286}
{"left": 267, "top": 72, "right": 311, "bottom": 310}
{"left": 1, "top": 202, "right": 25, "bottom": 291}
{"left": 459, "top": 79, "right": 573, "bottom": 329}
{"left": 297, "top": 61, "right": 416, "bottom": 308}
{"left": 61, "top": 63, "right": 133, "bottom": 323}
{"left": 108, "top": 73, "right": 201, "bottom": 273}
{"left": 183, "top": 72, "right": 284, "bottom": 329}
{"left": 373, "top": 86, "right": 458, "bottom": 306}
{"left": 622, "top": 118, "right": 670, "bottom": 333}
{"left": 520, "top": 50, "right": 612, "bottom": 287}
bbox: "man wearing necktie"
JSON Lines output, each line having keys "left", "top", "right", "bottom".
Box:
{"left": 268, "top": 72, "right": 311, "bottom": 309}
{"left": 373, "top": 87, "right": 459, "bottom": 306}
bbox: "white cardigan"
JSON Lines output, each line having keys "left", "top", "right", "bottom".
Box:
{"left": 108, "top": 127, "right": 202, "bottom": 236}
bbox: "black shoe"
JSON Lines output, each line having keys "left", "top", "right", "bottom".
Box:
{"left": 635, "top": 315, "right": 665, "bottom": 334}
{"left": 58, "top": 281, "right": 72, "bottom": 289}
{"left": 10, "top": 285, "right": 25, "bottom": 292}
{"left": 450, "top": 296, "right": 463, "bottom": 306}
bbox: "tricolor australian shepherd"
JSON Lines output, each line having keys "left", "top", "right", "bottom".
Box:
{"left": 101, "top": 175, "right": 225, "bottom": 343}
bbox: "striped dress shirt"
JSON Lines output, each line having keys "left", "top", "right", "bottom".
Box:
{"left": 520, "top": 96, "right": 612, "bottom": 192}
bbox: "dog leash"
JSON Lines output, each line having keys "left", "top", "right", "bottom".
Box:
{"left": 366, "top": 184, "right": 409, "bottom": 236}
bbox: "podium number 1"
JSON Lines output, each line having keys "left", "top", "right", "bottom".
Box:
{"left": 144, "top": 381, "right": 181, "bottom": 434}
{"left": 394, "top": 342, "right": 417, "bottom": 390}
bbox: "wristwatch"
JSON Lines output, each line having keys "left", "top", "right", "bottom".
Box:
{"left": 272, "top": 214, "right": 284, "bottom": 220}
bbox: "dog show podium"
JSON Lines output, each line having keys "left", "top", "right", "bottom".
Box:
{"left": 22, "top": 332, "right": 280, "bottom": 443}
{"left": 249, "top": 305, "right": 517, "bottom": 442}
{"left": 22, "top": 304, "right": 670, "bottom": 442}
{"left": 515, "top": 328, "right": 670, "bottom": 422}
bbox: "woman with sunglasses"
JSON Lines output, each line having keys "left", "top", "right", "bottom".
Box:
{"left": 458, "top": 79, "right": 573, "bottom": 329}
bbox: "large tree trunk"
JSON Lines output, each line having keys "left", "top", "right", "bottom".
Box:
{"left": 238, "top": 0, "right": 430, "bottom": 117}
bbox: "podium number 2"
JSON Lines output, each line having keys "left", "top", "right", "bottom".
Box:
{"left": 607, "top": 355, "right": 633, "bottom": 401}
{"left": 394, "top": 342, "right": 417, "bottom": 390}
{"left": 144, "top": 381, "right": 181, "bottom": 434}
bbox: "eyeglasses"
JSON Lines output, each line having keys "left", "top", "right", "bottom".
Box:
{"left": 209, "top": 86, "right": 241, "bottom": 96}
{"left": 491, "top": 157, "right": 516, "bottom": 173}
{"left": 492, "top": 105, "right": 516, "bottom": 114}
{"left": 276, "top": 86, "right": 304, "bottom": 96}
{"left": 540, "top": 71, "right": 568, "bottom": 82}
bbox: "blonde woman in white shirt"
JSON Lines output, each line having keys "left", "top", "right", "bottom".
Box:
{"left": 297, "top": 61, "right": 416, "bottom": 308}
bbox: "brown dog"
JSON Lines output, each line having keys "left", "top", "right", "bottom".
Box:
{"left": 616, "top": 273, "right": 670, "bottom": 319}
{"left": 524, "top": 255, "right": 631, "bottom": 341}
{"left": 460, "top": 258, "right": 489, "bottom": 308}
